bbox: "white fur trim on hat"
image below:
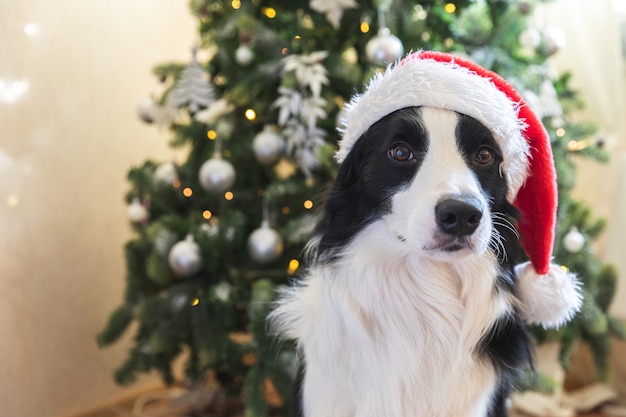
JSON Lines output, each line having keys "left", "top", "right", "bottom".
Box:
{"left": 515, "top": 261, "right": 583, "bottom": 329}
{"left": 336, "top": 55, "right": 531, "bottom": 201}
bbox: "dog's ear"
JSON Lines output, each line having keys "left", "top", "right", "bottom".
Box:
{"left": 335, "top": 136, "right": 365, "bottom": 188}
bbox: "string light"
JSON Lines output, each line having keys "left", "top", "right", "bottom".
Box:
{"left": 556, "top": 128, "right": 565, "bottom": 137}
{"left": 444, "top": 3, "right": 457, "bottom": 13}
{"left": 203, "top": 210, "right": 213, "bottom": 219}
{"left": 183, "top": 187, "right": 193, "bottom": 197}
{"left": 281, "top": 48, "right": 289, "bottom": 55}
{"left": 282, "top": 207, "right": 290, "bottom": 214}
{"left": 567, "top": 139, "right": 591, "bottom": 152}
{"left": 360, "top": 21, "right": 370, "bottom": 33}
{"left": 231, "top": 0, "right": 241, "bottom": 9}
{"left": 288, "top": 259, "right": 300, "bottom": 274}
{"left": 444, "top": 38, "right": 454, "bottom": 47}
{"left": 262, "top": 7, "right": 277, "bottom": 18}
{"left": 224, "top": 191, "right": 234, "bottom": 201}
{"left": 191, "top": 298, "right": 200, "bottom": 306}
{"left": 294, "top": 35, "right": 301, "bottom": 41}
{"left": 173, "top": 179, "right": 181, "bottom": 188}
{"left": 245, "top": 108, "right": 257, "bottom": 120}
{"left": 304, "top": 200, "right": 313, "bottom": 209}
{"left": 207, "top": 130, "right": 217, "bottom": 140}
{"left": 560, "top": 265, "right": 569, "bottom": 273}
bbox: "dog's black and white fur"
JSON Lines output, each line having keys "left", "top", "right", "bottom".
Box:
{"left": 271, "top": 106, "right": 534, "bottom": 417}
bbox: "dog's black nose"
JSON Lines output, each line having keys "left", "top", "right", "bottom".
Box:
{"left": 435, "top": 197, "right": 483, "bottom": 236}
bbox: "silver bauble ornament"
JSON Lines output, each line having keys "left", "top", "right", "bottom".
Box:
{"left": 247, "top": 222, "right": 284, "bottom": 264}
{"left": 563, "top": 227, "right": 585, "bottom": 253}
{"left": 253, "top": 126, "right": 285, "bottom": 165}
{"left": 154, "top": 161, "right": 178, "bottom": 185}
{"left": 235, "top": 44, "right": 255, "bottom": 66}
{"left": 198, "top": 156, "right": 236, "bottom": 192}
{"left": 137, "top": 96, "right": 159, "bottom": 124}
{"left": 127, "top": 197, "right": 149, "bottom": 223}
{"left": 519, "top": 26, "right": 541, "bottom": 49}
{"left": 168, "top": 234, "right": 203, "bottom": 277}
{"left": 366, "top": 28, "right": 404, "bottom": 66}
{"left": 541, "top": 25, "right": 566, "bottom": 56}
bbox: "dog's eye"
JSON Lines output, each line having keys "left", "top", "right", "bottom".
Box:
{"left": 388, "top": 143, "right": 414, "bottom": 161}
{"left": 474, "top": 147, "right": 494, "bottom": 165}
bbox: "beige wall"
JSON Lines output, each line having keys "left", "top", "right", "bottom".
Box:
{"left": 0, "top": 1, "right": 194, "bottom": 416}
{"left": 1, "top": 1, "right": 624, "bottom": 417}
{"left": 541, "top": 0, "right": 626, "bottom": 319}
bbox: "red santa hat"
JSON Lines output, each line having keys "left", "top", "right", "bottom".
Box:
{"left": 337, "top": 50, "right": 581, "bottom": 328}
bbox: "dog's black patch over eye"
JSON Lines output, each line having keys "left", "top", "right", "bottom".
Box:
{"left": 388, "top": 143, "right": 414, "bottom": 161}
{"left": 456, "top": 113, "right": 508, "bottom": 208}
{"left": 315, "top": 107, "right": 427, "bottom": 257}
{"left": 474, "top": 147, "right": 495, "bottom": 166}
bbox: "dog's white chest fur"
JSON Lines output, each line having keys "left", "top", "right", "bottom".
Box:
{"left": 274, "top": 222, "right": 512, "bottom": 417}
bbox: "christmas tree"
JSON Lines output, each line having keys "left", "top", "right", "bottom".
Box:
{"left": 98, "top": 0, "right": 624, "bottom": 414}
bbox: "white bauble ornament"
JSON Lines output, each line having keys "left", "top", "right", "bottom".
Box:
{"left": 253, "top": 126, "right": 285, "bottom": 165}
{"left": 541, "top": 25, "right": 566, "bottom": 56}
{"left": 519, "top": 26, "right": 541, "bottom": 49}
{"left": 212, "top": 282, "right": 233, "bottom": 302}
{"left": 235, "top": 44, "right": 255, "bottom": 66}
{"left": 563, "top": 227, "right": 585, "bottom": 253}
{"left": 198, "top": 156, "right": 236, "bottom": 192}
{"left": 365, "top": 28, "right": 404, "bottom": 66}
{"left": 168, "top": 234, "right": 203, "bottom": 277}
{"left": 127, "top": 198, "right": 149, "bottom": 223}
{"left": 247, "top": 222, "right": 284, "bottom": 264}
{"left": 137, "top": 96, "right": 159, "bottom": 124}
{"left": 154, "top": 161, "right": 178, "bottom": 185}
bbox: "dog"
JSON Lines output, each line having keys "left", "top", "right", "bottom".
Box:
{"left": 270, "top": 51, "right": 581, "bottom": 417}
{"left": 272, "top": 106, "right": 531, "bottom": 417}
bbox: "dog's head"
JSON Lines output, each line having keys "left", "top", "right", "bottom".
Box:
{"left": 318, "top": 106, "right": 517, "bottom": 263}
{"left": 317, "top": 51, "right": 564, "bottom": 277}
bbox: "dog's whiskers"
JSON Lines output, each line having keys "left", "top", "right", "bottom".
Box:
{"left": 489, "top": 228, "right": 507, "bottom": 262}
{"left": 491, "top": 212, "right": 519, "bottom": 239}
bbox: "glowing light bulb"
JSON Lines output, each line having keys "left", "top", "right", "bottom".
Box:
{"left": 207, "top": 130, "right": 217, "bottom": 140}
{"left": 203, "top": 210, "right": 213, "bottom": 219}
{"left": 262, "top": 7, "right": 277, "bottom": 18}
{"left": 444, "top": 3, "right": 457, "bottom": 13}
{"left": 568, "top": 140, "right": 578, "bottom": 151}
{"left": 556, "top": 128, "right": 565, "bottom": 137}
{"left": 288, "top": 259, "right": 300, "bottom": 273}
{"left": 232, "top": 0, "right": 241, "bottom": 9}
{"left": 245, "top": 108, "right": 256, "bottom": 120}
{"left": 183, "top": 187, "right": 193, "bottom": 197}
{"left": 304, "top": 200, "right": 313, "bottom": 209}
{"left": 360, "top": 22, "right": 370, "bottom": 33}
{"left": 191, "top": 298, "right": 200, "bottom": 306}
{"left": 224, "top": 191, "right": 234, "bottom": 201}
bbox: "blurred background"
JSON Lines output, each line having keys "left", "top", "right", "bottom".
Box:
{"left": 0, "top": 1, "right": 625, "bottom": 416}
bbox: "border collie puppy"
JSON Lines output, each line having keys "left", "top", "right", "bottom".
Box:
{"left": 271, "top": 51, "right": 581, "bottom": 417}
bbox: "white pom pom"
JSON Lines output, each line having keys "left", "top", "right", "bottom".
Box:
{"left": 516, "top": 261, "right": 582, "bottom": 329}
